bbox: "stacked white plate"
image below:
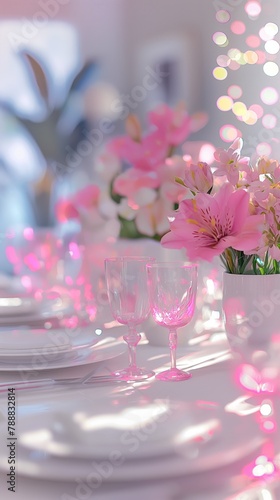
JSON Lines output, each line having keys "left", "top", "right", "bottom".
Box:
{"left": 0, "top": 292, "right": 73, "bottom": 325}
{"left": 0, "top": 284, "right": 126, "bottom": 370}
{"left": 0, "top": 325, "right": 125, "bottom": 370}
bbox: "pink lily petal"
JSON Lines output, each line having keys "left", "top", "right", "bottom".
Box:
{"left": 161, "top": 183, "right": 263, "bottom": 262}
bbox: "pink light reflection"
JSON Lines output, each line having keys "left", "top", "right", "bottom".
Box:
{"left": 76, "top": 275, "right": 85, "bottom": 286}
{"left": 256, "top": 399, "right": 277, "bottom": 434}
{"left": 243, "top": 454, "right": 277, "bottom": 479}
{"left": 23, "top": 253, "right": 41, "bottom": 271}
{"left": 34, "top": 289, "right": 43, "bottom": 301}
{"left": 23, "top": 227, "right": 34, "bottom": 241}
{"left": 21, "top": 275, "right": 32, "bottom": 291}
{"left": 68, "top": 241, "right": 81, "bottom": 260}
{"left": 61, "top": 315, "right": 79, "bottom": 329}
{"left": 86, "top": 304, "right": 97, "bottom": 321}
{"left": 65, "top": 276, "right": 73, "bottom": 286}
{"left": 6, "top": 246, "right": 19, "bottom": 265}
{"left": 235, "top": 364, "right": 276, "bottom": 394}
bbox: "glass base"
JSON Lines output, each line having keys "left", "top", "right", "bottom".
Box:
{"left": 156, "top": 368, "right": 192, "bottom": 382}
{"left": 112, "top": 367, "right": 155, "bottom": 381}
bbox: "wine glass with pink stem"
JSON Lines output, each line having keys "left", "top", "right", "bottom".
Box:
{"left": 147, "top": 261, "right": 198, "bottom": 381}
{"left": 104, "top": 257, "right": 155, "bottom": 381}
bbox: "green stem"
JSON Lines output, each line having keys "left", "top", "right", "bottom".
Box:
{"left": 224, "top": 249, "right": 235, "bottom": 274}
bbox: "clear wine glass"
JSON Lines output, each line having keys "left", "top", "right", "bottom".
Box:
{"left": 147, "top": 261, "right": 198, "bottom": 381}
{"left": 104, "top": 257, "right": 155, "bottom": 381}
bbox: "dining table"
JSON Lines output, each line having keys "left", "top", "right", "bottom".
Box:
{"left": 0, "top": 280, "right": 279, "bottom": 500}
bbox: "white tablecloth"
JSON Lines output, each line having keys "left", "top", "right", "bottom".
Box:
{"left": 0, "top": 332, "right": 279, "bottom": 500}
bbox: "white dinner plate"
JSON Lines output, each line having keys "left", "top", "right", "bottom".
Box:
{"left": 0, "top": 335, "right": 125, "bottom": 371}
{"left": 17, "top": 397, "right": 222, "bottom": 460}
{"left": 0, "top": 324, "right": 99, "bottom": 356}
{"left": 0, "top": 293, "right": 72, "bottom": 324}
{"left": 0, "top": 383, "right": 262, "bottom": 482}
{"left": 0, "top": 296, "right": 39, "bottom": 316}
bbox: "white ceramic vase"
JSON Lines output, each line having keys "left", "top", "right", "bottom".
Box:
{"left": 223, "top": 273, "right": 280, "bottom": 373}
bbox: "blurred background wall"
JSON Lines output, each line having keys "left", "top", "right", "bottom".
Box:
{"left": 0, "top": 0, "right": 279, "bottom": 237}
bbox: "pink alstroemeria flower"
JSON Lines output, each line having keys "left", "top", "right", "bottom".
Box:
{"left": 95, "top": 152, "right": 121, "bottom": 182}
{"left": 148, "top": 103, "right": 208, "bottom": 146}
{"left": 159, "top": 156, "right": 189, "bottom": 203}
{"left": 113, "top": 169, "right": 159, "bottom": 198}
{"left": 148, "top": 103, "right": 192, "bottom": 146}
{"left": 161, "top": 183, "right": 264, "bottom": 261}
{"left": 248, "top": 163, "right": 280, "bottom": 204}
{"left": 256, "top": 211, "right": 280, "bottom": 260}
{"left": 55, "top": 200, "right": 79, "bottom": 222}
{"left": 108, "top": 129, "right": 169, "bottom": 172}
{"left": 214, "top": 138, "right": 250, "bottom": 186}
{"left": 55, "top": 185, "right": 100, "bottom": 222}
{"left": 135, "top": 198, "right": 173, "bottom": 237}
{"left": 270, "top": 165, "right": 280, "bottom": 199}
{"left": 183, "top": 161, "right": 213, "bottom": 193}
{"left": 257, "top": 156, "right": 279, "bottom": 175}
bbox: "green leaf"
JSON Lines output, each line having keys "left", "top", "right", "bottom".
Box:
{"left": 175, "top": 177, "right": 186, "bottom": 186}
{"left": 118, "top": 216, "right": 163, "bottom": 242}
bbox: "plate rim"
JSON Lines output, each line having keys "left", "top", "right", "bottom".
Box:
{"left": 0, "top": 336, "right": 125, "bottom": 371}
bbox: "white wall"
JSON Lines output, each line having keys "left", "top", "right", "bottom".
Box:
{"left": 1, "top": 0, "right": 280, "bottom": 147}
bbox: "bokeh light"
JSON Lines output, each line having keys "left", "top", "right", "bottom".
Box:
{"left": 255, "top": 51, "right": 266, "bottom": 64}
{"left": 263, "top": 61, "right": 279, "bottom": 76}
{"left": 259, "top": 28, "right": 270, "bottom": 42}
{"left": 213, "top": 32, "right": 228, "bottom": 47}
{"left": 199, "top": 143, "right": 216, "bottom": 164}
{"left": 23, "top": 227, "right": 34, "bottom": 241}
{"left": 260, "top": 23, "right": 279, "bottom": 42}
{"left": 228, "top": 48, "right": 241, "bottom": 61}
{"left": 231, "top": 21, "right": 246, "bottom": 35}
{"left": 228, "top": 60, "right": 240, "bottom": 71}
{"left": 213, "top": 67, "right": 228, "bottom": 80}
{"left": 249, "top": 104, "right": 263, "bottom": 118}
{"left": 264, "top": 22, "right": 278, "bottom": 37}
{"left": 243, "top": 109, "right": 258, "bottom": 125}
{"left": 244, "top": 50, "right": 258, "bottom": 64}
{"left": 265, "top": 40, "right": 280, "bottom": 55}
{"left": 217, "top": 95, "right": 233, "bottom": 111}
{"left": 246, "top": 35, "right": 261, "bottom": 48}
{"left": 262, "top": 114, "right": 277, "bottom": 129}
{"left": 216, "top": 10, "right": 231, "bottom": 23}
{"left": 232, "top": 101, "right": 247, "bottom": 117}
{"left": 256, "top": 143, "right": 272, "bottom": 156}
{"left": 237, "top": 53, "right": 247, "bottom": 66}
{"left": 245, "top": 1, "right": 262, "bottom": 19}
{"left": 217, "top": 55, "right": 230, "bottom": 67}
{"left": 228, "top": 85, "right": 242, "bottom": 99}
{"left": 260, "top": 87, "right": 279, "bottom": 105}
{"left": 214, "top": 4, "right": 279, "bottom": 147}
{"left": 220, "top": 124, "right": 240, "bottom": 142}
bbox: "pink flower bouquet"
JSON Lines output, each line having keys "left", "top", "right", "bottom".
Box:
{"left": 55, "top": 103, "right": 208, "bottom": 242}
{"left": 162, "top": 138, "right": 280, "bottom": 275}
{"left": 108, "top": 103, "right": 208, "bottom": 239}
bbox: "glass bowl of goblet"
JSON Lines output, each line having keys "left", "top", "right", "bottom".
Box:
{"left": 104, "top": 256, "right": 155, "bottom": 381}
{"left": 147, "top": 261, "right": 198, "bottom": 381}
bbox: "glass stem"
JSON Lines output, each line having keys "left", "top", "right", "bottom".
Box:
{"left": 124, "top": 326, "right": 141, "bottom": 370}
{"left": 168, "top": 328, "right": 178, "bottom": 370}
